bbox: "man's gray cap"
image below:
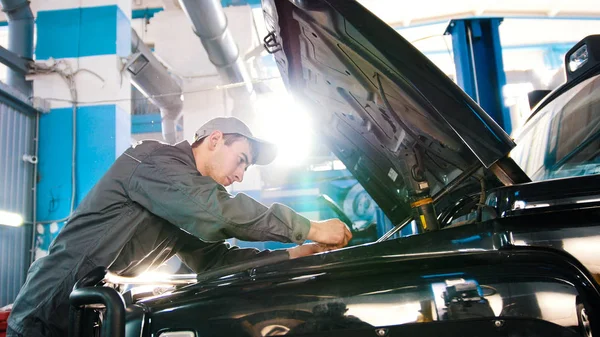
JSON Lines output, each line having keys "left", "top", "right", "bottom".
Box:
{"left": 194, "top": 117, "right": 278, "bottom": 165}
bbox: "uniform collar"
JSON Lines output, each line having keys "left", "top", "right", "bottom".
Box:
{"left": 175, "top": 141, "right": 198, "bottom": 171}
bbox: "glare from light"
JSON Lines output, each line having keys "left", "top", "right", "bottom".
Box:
{"left": 106, "top": 271, "right": 196, "bottom": 285}
{"left": 137, "top": 271, "right": 171, "bottom": 282}
{"left": 535, "top": 67, "right": 559, "bottom": 87}
{"left": 310, "top": 160, "right": 346, "bottom": 172}
{"left": 291, "top": 273, "right": 326, "bottom": 280}
{"left": 576, "top": 198, "right": 600, "bottom": 204}
{"left": 333, "top": 160, "right": 346, "bottom": 170}
{"left": 253, "top": 94, "right": 313, "bottom": 166}
{"left": 535, "top": 291, "right": 578, "bottom": 327}
{"left": 486, "top": 293, "right": 503, "bottom": 317}
{"left": 513, "top": 239, "right": 529, "bottom": 246}
{"left": 503, "top": 82, "right": 534, "bottom": 98}
{"left": 346, "top": 302, "right": 421, "bottom": 326}
{"left": 563, "top": 236, "right": 600, "bottom": 274}
{"left": 524, "top": 203, "right": 550, "bottom": 209}
{"left": 0, "top": 210, "right": 24, "bottom": 227}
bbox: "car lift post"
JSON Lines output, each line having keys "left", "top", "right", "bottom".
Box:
{"left": 445, "top": 18, "right": 513, "bottom": 135}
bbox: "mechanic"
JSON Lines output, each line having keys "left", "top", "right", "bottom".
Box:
{"left": 7, "top": 116, "right": 352, "bottom": 337}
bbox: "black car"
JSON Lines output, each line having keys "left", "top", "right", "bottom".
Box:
{"left": 70, "top": 1, "right": 600, "bottom": 336}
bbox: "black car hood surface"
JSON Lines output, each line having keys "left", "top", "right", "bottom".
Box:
{"left": 261, "top": 0, "right": 525, "bottom": 223}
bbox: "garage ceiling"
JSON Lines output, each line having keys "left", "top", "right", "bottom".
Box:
{"left": 357, "top": 0, "right": 600, "bottom": 27}
{"left": 130, "top": 0, "right": 600, "bottom": 27}
{"left": 0, "top": 1, "right": 597, "bottom": 28}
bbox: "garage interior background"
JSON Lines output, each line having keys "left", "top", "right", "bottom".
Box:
{"left": 1, "top": 0, "right": 600, "bottom": 307}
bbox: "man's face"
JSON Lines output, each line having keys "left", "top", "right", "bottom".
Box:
{"left": 207, "top": 136, "right": 252, "bottom": 187}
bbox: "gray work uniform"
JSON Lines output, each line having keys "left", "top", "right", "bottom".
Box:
{"left": 8, "top": 140, "right": 311, "bottom": 337}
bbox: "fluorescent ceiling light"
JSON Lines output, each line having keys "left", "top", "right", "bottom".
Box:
{"left": 0, "top": 210, "right": 24, "bottom": 227}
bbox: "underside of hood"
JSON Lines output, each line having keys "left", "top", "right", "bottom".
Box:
{"left": 261, "top": 0, "right": 529, "bottom": 226}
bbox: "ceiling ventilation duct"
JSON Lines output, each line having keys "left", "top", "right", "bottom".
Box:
{"left": 179, "top": 0, "right": 255, "bottom": 116}
{"left": 129, "top": 29, "right": 183, "bottom": 144}
{"left": 0, "top": 0, "right": 33, "bottom": 95}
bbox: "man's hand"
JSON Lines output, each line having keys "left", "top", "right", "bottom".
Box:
{"left": 307, "top": 219, "right": 352, "bottom": 248}
{"left": 287, "top": 219, "right": 352, "bottom": 259}
{"left": 287, "top": 243, "right": 333, "bottom": 259}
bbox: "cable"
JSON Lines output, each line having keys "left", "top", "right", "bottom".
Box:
{"left": 30, "top": 111, "right": 39, "bottom": 264}
{"left": 74, "top": 68, "right": 105, "bottom": 85}
{"left": 442, "top": 35, "right": 453, "bottom": 66}
{"left": 376, "top": 71, "right": 478, "bottom": 202}
{"left": 28, "top": 59, "right": 105, "bottom": 226}
{"left": 410, "top": 34, "right": 453, "bottom": 65}
{"left": 376, "top": 72, "right": 463, "bottom": 167}
{"left": 480, "top": 285, "right": 498, "bottom": 297}
{"left": 409, "top": 34, "right": 446, "bottom": 44}
{"left": 38, "top": 75, "right": 283, "bottom": 105}
{"left": 376, "top": 73, "right": 429, "bottom": 150}
{"left": 477, "top": 176, "right": 486, "bottom": 222}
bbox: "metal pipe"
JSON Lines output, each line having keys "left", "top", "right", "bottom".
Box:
{"left": 432, "top": 162, "right": 482, "bottom": 203}
{"left": 130, "top": 29, "right": 183, "bottom": 144}
{"left": 30, "top": 110, "right": 38, "bottom": 264}
{"left": 0, "top": 0, "right": 33, "bottom": 95}
{"left": 179, "top": 0, "right": 254, "bottom": 116}
{"left": 160, "top": 115, "right": 177, "bottom": 144}
{"left": 376, "top": 216, "right": 413, "bottom": 242}
{"left": 70, "top": 287, "right": 125, "bottom": 337}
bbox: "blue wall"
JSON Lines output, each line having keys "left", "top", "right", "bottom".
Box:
{"left": 36, "top": 5, "right": 130, "bottom": 60}
{"left": 36, "top": 105, "right": 129, "bottom": 253}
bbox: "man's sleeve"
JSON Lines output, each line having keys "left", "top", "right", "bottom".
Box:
{"left": 176, "top": 235, "right": 289, "bottom": 273}
{"left": 127, "top": 150, "right": 311, "bottom": 244}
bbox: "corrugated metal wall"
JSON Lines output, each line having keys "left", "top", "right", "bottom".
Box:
{"left": 0, "top": 102, "right": 34, "bottom": 307}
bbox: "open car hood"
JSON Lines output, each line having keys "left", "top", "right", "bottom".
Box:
{"left": 261, "top": 0, "right": 529, "bottom": 224}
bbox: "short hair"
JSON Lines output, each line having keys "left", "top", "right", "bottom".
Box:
{"left": 192, "top": 133, "right": 259, "bottom": 164}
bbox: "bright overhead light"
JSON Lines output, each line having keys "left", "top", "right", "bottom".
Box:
{"left": 253, "top": 93, "right": 313, "bottom": 166}
{"left": 0, "top": 210, "right": 24, "bottom": 227}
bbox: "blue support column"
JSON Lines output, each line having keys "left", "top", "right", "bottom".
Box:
{"left": 33, "top": 3, "right": 131, "bottom": 259}
{"left": 445, "top": 19, "right": 512, "bottom": 135}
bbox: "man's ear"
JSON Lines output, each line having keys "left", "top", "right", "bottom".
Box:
{"left": 207, "top": 130, "right": 223, "bottom": 150}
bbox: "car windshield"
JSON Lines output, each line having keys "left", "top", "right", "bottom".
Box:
{"left": 511, "top": 74, "right": 600, "bottom": 181}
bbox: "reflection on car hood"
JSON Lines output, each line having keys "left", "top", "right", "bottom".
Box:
{"left": 262, "top": 0, "right": 524, "bottom": 223}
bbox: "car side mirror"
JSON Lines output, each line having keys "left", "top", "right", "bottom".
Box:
{"left": 565, "top": 35, "right": 600, "bottom": 82}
